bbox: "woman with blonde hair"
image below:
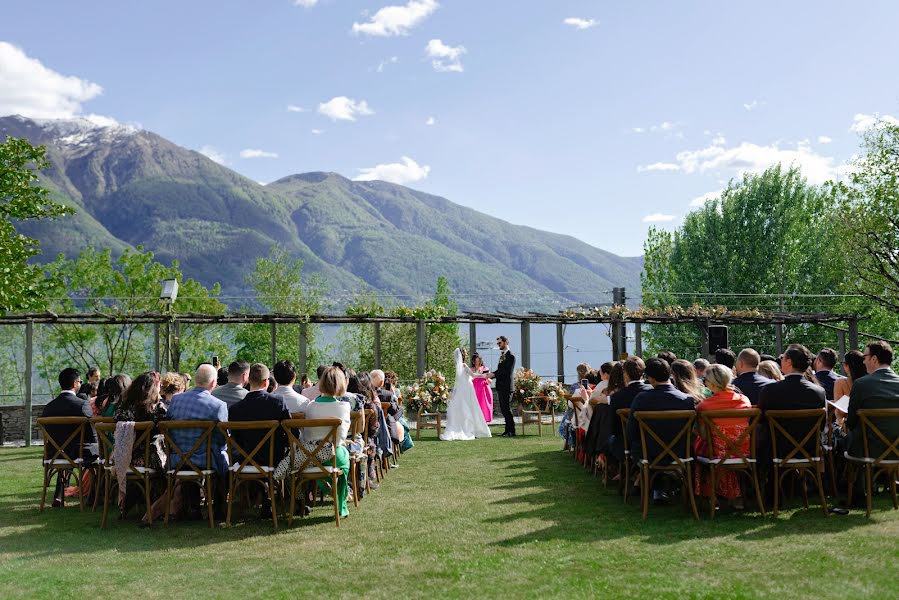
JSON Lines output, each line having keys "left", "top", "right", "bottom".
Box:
{"left": 671, "top": 359, "right": 707, "bottom": 405}
{"left": 159, "top": 372, "right": 186, "bottom": 405}
{"left": 757, "top": 360, "right": 783, "bottom": 381}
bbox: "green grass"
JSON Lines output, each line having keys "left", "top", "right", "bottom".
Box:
{"left": 1, "top": 428, "right": 897, "bottom": 599}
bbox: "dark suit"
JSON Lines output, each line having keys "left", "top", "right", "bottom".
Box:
{"left": 846, "top": 367, "right": 899, "bottom": 457}
{"left": 733, "top": 371, "right": 775, "bottom": 406}
{"left": 608, "top": 381, "right": 652, "bottom": 461}
{"left": 626, "top": 383, "right": 695, "bottom": 462}
{"left": 227, "top": 391, "right": 290, "bottom": 467}
{"left": 757, "top": 374, "right": 825, "bottom": 460}
{"left": 815, "top": 370, "right": 841, "bottom": 401}
{"left": 491, "top": 350, "right": 516, "bottom": 435}
{"left": 41, "top": 391, "right": 97, "bottom": 499}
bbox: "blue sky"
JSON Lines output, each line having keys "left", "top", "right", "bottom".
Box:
{"left": 1, "top": 1, "right": 898, "bottom": 256}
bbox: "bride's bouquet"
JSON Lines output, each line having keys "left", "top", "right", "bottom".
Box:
{"left": 399, "top": 370, "right": 449, "bottom": 413}
{"left": 512, "top": 368, "right": 542, "bottom": 407}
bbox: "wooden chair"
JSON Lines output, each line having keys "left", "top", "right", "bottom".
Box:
{"left": 844, "top": 408, "right": 899, "bottom": 517}
{"left": 634, "top": 410, "right": 699, "bottom": 520}
{"left": 281, "top": 418, "right": 343, "bottom": 527}
{"left": 90, "top": 416, "right": 114, "bottom": 511}
{"left": 822, "top": 402, "right": 840, "bottom": 498}
{"left": 696, "top": 409, "right": 766, "bottom": 518}
{"left": 616, "top": 408, "right": 635, "bottom": 503}
{"left": 94, "top": 421, "right": 156, "bottom": 528}
{"left": 348, "top": 410, "right": 367, "bottom": 506}
{"left": 364, "top": 408, "right": 384, "bottom": 482}
{"left": 219, "top": 421, "right": 280, "bottom": 530}
{"left": 37, "top": 416, "right": 88, "bottom": 512}
{"left": 157, "top": 420, "right": 217, "bottom": 528}
{"left": 416, "top": 408, "right": 441, "bottom": 439}
{"left": 766, "top": 409, "right": 828, "bottom": 517}
{"left": 518, "top": 395, "right": 557, "bottom": 437}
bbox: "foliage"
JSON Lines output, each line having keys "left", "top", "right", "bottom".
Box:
{"left": 538, "top": 379, "right": 565, "bottom": 412}
{"left": 0, "top": 136, "right": 72, "bottom": 312}
{"left": 397, "top": 370, "right": 449, "bottom": 413}
{"left": 512, "top": 368, "right": 542, "bottom": 406}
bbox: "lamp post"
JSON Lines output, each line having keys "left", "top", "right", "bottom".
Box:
{"left": 160, "top": 279, "right": 179, "bottom": 372}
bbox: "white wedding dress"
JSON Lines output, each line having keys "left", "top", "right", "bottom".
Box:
{"left": 440, "top": 349, "right": 492, "bottom": 441}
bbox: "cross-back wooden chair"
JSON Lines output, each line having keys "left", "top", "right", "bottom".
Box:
{"left": 766, "top": 408, "right": 828, "bottom": 517}
{"left": 219, "top": 420, "right": 280, "bottom": 529}
{"left": 93, "top": 421, "right": 156, "bottom": 528}
{"left": 348, "top": 410, "right": 367, "bottom": 506}
{"left": 844, "top": 408, "right": 899, "bottom": 517}
{"left": 416, "top": 407, "right": 441, "bottom": 440}
{"left": 364, "top": 408, "right": 384, "bottom": 483}
{"left": 634, "top": 410, "right": 699, "bottom": 520}
{"left": 696, "top": 409, "right": 766, "bottom": 518}
{"left": 157, "top": 420, "right": 217, "bottom": 528}
{"left": 281, "top": 418, "right": 343, "bottom": 527}
{"left": 822, "top": 402, "right": 840, "bottom": 498}
{"left": 37, "top": 416, "right": 89, "bottom": 512}
{"left": 615, "top": 408, "right": 635, "bottom": 502}
{"left": 90, "top": 416, "right": 114, "bottom": 511}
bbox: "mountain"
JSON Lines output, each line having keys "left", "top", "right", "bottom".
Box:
{"left": 1, "top": 115, "right": 643, "bottom": 312}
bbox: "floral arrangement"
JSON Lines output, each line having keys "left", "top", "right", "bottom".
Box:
{"left": 538, "top": 380, "right": 566, "bottom": 412}
{"left": 512, "top": 368, "right": 542, "bottom": 406}
{"left": 560, "top": 304, "right": 770, "bottom": 320}
{"left": 399, "top": 370, "right": 449, "bottom": 413}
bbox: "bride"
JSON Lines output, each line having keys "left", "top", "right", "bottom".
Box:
{"left": 440, "top": 348, "right": 492, "bottom": 441}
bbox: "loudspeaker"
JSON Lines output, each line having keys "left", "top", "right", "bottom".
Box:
{"left": 709, "top": 325, "right": 729, "bottom": 353}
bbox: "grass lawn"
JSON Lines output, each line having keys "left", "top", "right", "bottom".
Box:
{"left": 1, "top": 427, "right": 897, "bottom": 599}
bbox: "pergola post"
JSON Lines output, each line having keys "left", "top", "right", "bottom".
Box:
{"left": 153, "top": 323, "right": 160, "bottom": 372}
{"left": 775, "top": 323, "right": 784, "bottom": 356}
{"left": 298, "top": 323, "right": 308, "bottom": 376}
{"left": 848, "top": 318, "right": 859, "bottom": 351}
{"left": 521, "top": 320, "right": 531, "bottom": 370}
{"left": 172, "top": 319, "right": 181, "bottom": 372}
{"left": 611, "top": 319, "right": 622, "bottom": 359}
{"left": 416, "top": 320, "right": 426, "bottom": 378}
{"left": 556, "top": 323, "right": 565, "bottom": 384}
{"left": 373, "top": 321, "right": 382, "bottom": 370}
{"left": 838, "top": 330, "right": 847, "bottom": 363}
{"left": 468, "top": 322, "right": 477, "bottom": 361}
{"left": 270, "top": 323, "right": 277, "bottom": 366}
{"left": 634, "top": 322, "right": 643, "bottom": 358}
{"left": 24, "top": 319, "right": 33, "bottom": 447}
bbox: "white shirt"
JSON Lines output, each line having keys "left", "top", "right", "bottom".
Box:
{"left": 303, "top": 398, "right": 351, "bottom": 442}
{"left": 301, "top": 383, "right": 321, "bottom": 401}
{"left": 273, "top": 385, "right": 310, "bottom": 414}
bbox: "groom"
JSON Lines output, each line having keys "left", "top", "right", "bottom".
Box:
{"left": 486, "top": 336, "right": 516, "bottom": 437}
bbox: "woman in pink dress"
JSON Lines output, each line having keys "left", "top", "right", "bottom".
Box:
{"left": 471, "top": 353, "right": 494, "bottom": 424}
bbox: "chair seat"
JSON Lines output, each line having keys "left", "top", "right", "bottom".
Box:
{"left": 697, "top": 456, "right": 755, "bottom": 465}
{"left": 772, "top": 457, "right": 821, "bottom": 465}
{"left": 43, "top": 458, "right": 82, "bottom": 467}
{"left": 822, "top": 444, "right": 834, "bottom": 451}
{"left": 169, "top": 469, "right": 215, "bottom": 477}
{"left": 640, "top": 457, "right": 693, "bottom": 465}
{"left": 844, "top": 452, "right": 899, "bottom": 465}
{"left": 230, "top": 464, "right": 274, "bottom": 474}
{"left": 130, "top": 466, "right": 156, "bottom": 475}
{"left": 301, "top": 466, "right": 341, "bottom": 474}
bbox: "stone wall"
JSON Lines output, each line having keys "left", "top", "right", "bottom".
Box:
{"left": 0, "top": 405, "right": 46, "bottom": 443}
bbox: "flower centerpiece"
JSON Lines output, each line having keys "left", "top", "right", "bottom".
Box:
{"left": 538, "top": 379, "right": 565, "bottom": 413}
{"left": 399, "top": 370, "right": 449, "bottom": 413}
{"left": 512, "top": 368, "right": 542, "bottom": 408}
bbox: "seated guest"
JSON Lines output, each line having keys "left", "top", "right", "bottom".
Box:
{"left": 301, "top": 366, "right": 351, "bottom": 519}
{"left": 671, "top": 359, "right": 707, "bottom": 404}
{"left": 656, "top": 351, "right": 678, "bottom": 366}
{"left": 216, "top": 367, "right": 229, "bottom": 387}
{"left": 733, "top": 348, "right": 775, "bottom": 405}
{"left": 98, "top": 374, "right": 131, "bottom": 417}
{"left": 267, "top": 375, "right": 277, "bottom": 394}
{"left": 846, "top": 341, "right": 899, "bottom": 460}
{"left": 757, "top": 344, "right": 825, "bottom": 459}
{"left": 227, "top": 363, "right": 291, "bottom": 467}
{"left": 693, "top": 359, "right": 710, "bottom": 382}
{"left": 561, "top": 363, "right": 592, "bottom": 447}
{"left": 384, "top": 371, "right": 400, "bottom": 399}
{"left": 371, "top": 368, "right": 402, "bottom": 436}
{"left": 42, "top": 368, "right": 97, "bottom": 506}
{"left": 211, "top": 360, "right": 250, "bottom": 407}
{"left": 160, "top": 372, "right": 186, "bottom": 405}
{"left": 626, "top": 358, "right": 695, "bottom": 462}
{"left": 760, "top": 353, "right": 778, "bottom": 364}
{"left": 828, "top": 350, "right": 867, "bottom": 449}
{"left": 582, "top": 362, "right": 621, "bottom": 460}
{"left": 814, "top": 348, "right": 841, "bottom": 401}
{"left": 758, "top": 360, "right": 783, "bottom": 381}
{"left": 295, "top": 373, "right": 311, "bottom": 393}
{"left": 301, "top": 365, "right": 327, "bottom": 401}
{"left": 272, "top": 359, "right": 310, "bottom": 415}
{"left": 714, "top": 348, "right": 736, "bottom": 371}
{"left": 87, "top": 366, "right": 102, "bottom": 386}
{"left": 608, "top": 357, "right": 652, "bottom": 462}
{"left": 694, "top": 364, "right": 752, "bottom": 505}
{"left": 79, "top": 381, "right": 99, "bottom": 409}
{"left": 114, "top": 372, "right": 166, "bottom": 423}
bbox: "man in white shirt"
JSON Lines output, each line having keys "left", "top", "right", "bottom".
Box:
{"left": 301, "top": 365, "right": 327, "bottom": 401}
{"left": 272, "top": 360, "right": 310, "bottom": 414}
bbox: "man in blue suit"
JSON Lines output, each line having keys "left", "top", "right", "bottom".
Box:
{"left": 814, "top": 347, "right": 842, "bottom": 401}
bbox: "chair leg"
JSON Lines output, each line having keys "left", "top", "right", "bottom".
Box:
{"left": 708, "top": 465, "right": 717, "bottom": 519}
{"left": 92, "top": 468, "right": 102, "bottom": 512}
{"left": 751, "top": 466, "right": 766, "bottom": 518}
{"left": 225, "top": 475, "right": 234, "bottom": 528}
{"left": 685, "top": 465, "right": 699, "bottom": 520}
{"left": 890, "top": 470, "right": 898, "bottom": 510}
{"left": 333, "top": 473, "right": 340, "bottom": 528}
{"left": 143, "top": 476, "right": 152, "bottom": 527}
{"left": 623, "top": 458, "right": 631, "bottom": 504}
{"left": 268, "top": 478, "right": 278, "bottom": 530}
{"left": 827, "top": 452, "right": 838, "bottom": 498}
{"left": 101, "top": 469, "right": 111, "bottom": 529}
{"left": 78, "top": 466, "right": 85, "bottom": 512}
{"left": 163, "top": 477, "right": 173, "bottom": 526}
{"left": 773, "top": 467, "right": 780, "bottom": 517}
{"left": 641, "top": 467, "right": 650, "bottom": 520}
{"left": 288, "top": 477, "right": 296, "bottom": 528}
{"left": 40, "top": 468, "right": 50, "bottom": 512}
{"left": 814, "top": 467, "right": 828, "bottom": 516}
{"left": 864, "top": 466, "right": 873, "bottom": 518}
{"left": 801, "top": 470, "right": 809, "bottom": 509}
{"left": 350, "top": 464, "right": 359, "bottom": 508}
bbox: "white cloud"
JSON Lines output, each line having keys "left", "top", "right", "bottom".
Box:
{"left": 311, "top": 128, "right": 324, "bottom": 135}
{"left": 642, "top": 213, "right": 677, "bottom": 223}
{"left": 0, "top": 41, "right": 105, "bottom": 119}
{"left": 375, "top": 56, "right": 399, "bottom": 73}
{"left": 817, "top": 135, "right": 832, "bottom": 144}
{"left": 689, "top": 190, "right": 721, "bottom": 207}
{"left": 199, "top": 145, "right": 227, "bottom": 165}
{"left": 425, "top": 39, "right": 466, "bottom": 73}
{"left": 849, "top": 112, "right": 899, "bottom": 133}
{"left": 240, "top": 148, "right": 278, "bottom": 159}
{"left": 293, "top": 0, "right": 318, "bottom": 6}
{"left": 637, "top": 162, "right": 680, "bottom": 173}
{"left": 318, "top": 96, "right": 374, "bottom": 121}
{"left": 286, "top": 104, "right": 305, "bottom": 113}
{"left": 743, "top": 99, "right": 764, "bottom": 111}
{"left": 563, "top": 17, "right": 599, "bottom": 30}
{"left": 352, "top": 0, "right": 439, "bottom": 37}
{"left": 632, "top": 120, "right": 683, "bottom": 138}
{"left": 353, "top": 156, "right": 430, "bottom": 185}
{"left": 425, "top": 116, "right": 436, "bottom": 126}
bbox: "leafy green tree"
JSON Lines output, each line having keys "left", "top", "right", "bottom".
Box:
{"left": 0, "top": 136, "right": 73, "bottom": 312}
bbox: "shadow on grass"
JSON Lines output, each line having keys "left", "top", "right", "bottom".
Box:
{"left": 485, "top": 447, "right": 874, "bottom": 547}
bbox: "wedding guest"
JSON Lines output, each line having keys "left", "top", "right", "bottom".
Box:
{"left": 272, "top": 359, "right": 309, "bottom": 415}
{"left": 657, "top": 351, "right": 677, "bottom": 366}
{"left": 732, "top": 348, "right": 775, "bottom": 406}
{"left": 300, "top": 373, "right": 311, "bottom": 390}
{"left": 469, "top": 353, "right": 494, "bottom": 423}
{"left": 814, "top": 348, "right": 841, "bottom": 401}
{"left": 348, "top": 370, "right": 384, "bottom": 487}
{"left": 216, "top": 367, "right": 229, "bottom": 387}
{"left": 302, "top": 365, "right": 327, "bottom": 401}
{"left": 760, "top": 353, "right": 778, "bottom": 364}
{"left": 608, "top": 357, "right": 652, "bottom": 463}
{"left": 758, "top": 360, "right": 783, "bottom": 381}
{"left": 694, "top": 364, "right": 752, "bottom": 506}
{"left": 846, "top": 341, "right": 899, "bottom": 460}
{"left": 384, "top": 371, "right": 400, "bottom": 399}
{"left": 227, "top": 363, "right": 291, "bottom": 468}
{"left": 115, "top": 371, "right": 166, "bottom": 423}
{"left": 830, "top": 350, "right": 866, "bottom": 446}
{"left": 714, "top": 348, "right": 737, "bottom": 370}
{"left": 371, "top": 369, "right": 403, "bottom": 444}
{"left": 87, "top": 366, "right": 101, "bottom": 385}
{"left": 671, "top": 359, "right": 707, "bottom": 404}
{"left": 99, "top": 374, "right": 131, "bottom": 417}
{"left": 211, "top": 360, "right": 249, "bottom": 407}
{"left": 79, "top": 381, "right": 98, "bottom": 405}
{"left": 160, "top": 372, "right": 187, "bottom": 405}
{"left": 693, "top": 359, "right": 710, "bottom": 382}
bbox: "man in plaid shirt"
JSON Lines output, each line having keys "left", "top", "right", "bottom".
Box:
{"left": 167, "top": 364, "right": 229, "bottom": 474}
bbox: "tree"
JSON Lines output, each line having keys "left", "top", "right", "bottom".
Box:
{"left": 0, "top": 136, "right": 72, "bottom": 312}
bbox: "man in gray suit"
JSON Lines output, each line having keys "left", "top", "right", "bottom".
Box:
{"left": 847, "top": 341, "right": 899, "bottom": 458}
{"left": 211, "top": 360, "right": 250, "bottom": 407}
